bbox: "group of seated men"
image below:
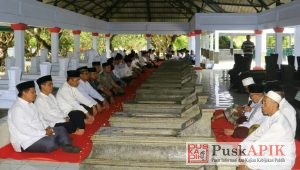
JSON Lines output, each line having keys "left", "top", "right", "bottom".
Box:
{"left": 212, "top": 77, "right": 297, "bottom": 169}
{"left": 7, "top": 51, "right": 155, "bottom": 154}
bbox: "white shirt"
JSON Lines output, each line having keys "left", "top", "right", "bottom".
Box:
{"left": 7, "top": 98, "right": 47, "bottom": 152}
{"left": 56, "top": 82, "right": 96, "bottom": 115}
{"left": 242, "top": 110, "right": 295, "bottom": 170}
{"left": 279, "top": 98, "right": 296, "bottom": 137}
{"left": 77, "top": 79, "right": 104, "bottom": 102}
{"left": 139, "top": 56, "right": 146, "bottom": 66}
{"left": 150, "top": 54, "right": 156, "bottom": 61}
{"left": 35, "top": 92, "right": 66, "bottom": 127}
{"left": 115, "top": 63, "right": 132, "bottom": 78}
{"left": 240, "top": 98, "right": 266, "bottom": 128}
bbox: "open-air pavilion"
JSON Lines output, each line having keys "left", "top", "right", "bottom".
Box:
{"left": 0, "top": 0, "right": 299, "bottom": 169}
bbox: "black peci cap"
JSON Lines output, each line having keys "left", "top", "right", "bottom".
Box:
{"left": 77, "top": 66, "right": 88, "bottom": 73}
{"left": 102, "top": 62, "right": 110, "bottom": 68}
{"left": 16, "top": 81, "right": 35, "bottom": 92}
{"left": 36, "top": 75, "right": 52, "bottom": 86}
{"left": 88, "top": 67, "right": 96, "bottom": 72}
{"left": 92, "top": 61, "right": 101, "bottom": 66}
{"left": 67, "top": 70, "right": 80, "bottom": 77}
{"left": 248, "top": 84, "right": 265, "bottom": 93}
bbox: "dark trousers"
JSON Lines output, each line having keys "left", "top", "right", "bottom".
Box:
{"left": 68, "top": 110, "right": 86, "bottom": 129}
{"left": 92, "top": 98, "right": 103, "bottom": 106}
{"left": 22, "top": 126, "right": 71, "bottom": 153}
{"left": 80, "top": 104, "right": 93, "bottom": 115}
{"left": 55, "top": 121, "right": 77, "bottom": 134}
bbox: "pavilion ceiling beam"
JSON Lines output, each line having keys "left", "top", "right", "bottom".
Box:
{"left": 247, "top": 0, "right": 263, "bottom": 12}
{"left": 169, "top": 0, "right": 194, "bottom": 19}
{"left": 99, "top": 0, "right": 122, "bottom": 20}
{"left": 146, "top": 0, "right": 151, "bottom": 21}
{"left": 53, "top": 0, "right": 59, "bottom": 6}
{"left": 205, "top": 1, "right": 262, "bottom": 7}
{"left": 94, "top": 0, "right": 129, "bottom": 21}
{"left": 78, "top": 1, "right": 99, "bottom": 17}
{"left": 167, "top": 0, "right": 191, "bottom": 19}
{"left": 62, "top": 0, "right": 76, "bottom": 9}
{"left": 109, "top": 16, "right": 188, "bottom": 19}
{"left": 203, "top": 0, "right": 226, "bottom": 13}
{"left": 257, "top": 0, "right": 270, "bottom": 10}
{"left": 186, "top": 0, "right": 201, "bottom": 12}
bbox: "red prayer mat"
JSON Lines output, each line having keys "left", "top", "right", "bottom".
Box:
{"left": 211, "top": 109, "right": 300, "bottom": 170}
{"left": 0, "top": 68, "right": 156, "bottom": 163}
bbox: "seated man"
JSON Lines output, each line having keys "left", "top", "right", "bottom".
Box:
{"left": 108, "top": 57, "right": 127, "bottom": 87}
{"left": 35, "top": 75, "right": 83, "bottom": 135}
{"left": 224, "top": 84, "right": 266, "bottom": 138}
{"left": 56, "top": 70, "right": 96, "bottom": 132}
{"left": 239, "top": 91, "right": 295, "bottom": 170}
{"left": 264, "top": 83, "right": 297, "bottom": 137}
{"left": 241, "top": 77, "right": 255, "bottom": 93}
{"left": 77, "top": 66, "right": 109, "bottom": 112}
{"left": 212, "top": 77, "right": 255, "bottom": 122}
{"left": 7, "top": 81, "right": 80, "bottom": 153}
{"left": 114, "top": 53, "right": 134, "bottom": 84}
{"left": 98, "top": 63, "right": 124, "bottom": 98}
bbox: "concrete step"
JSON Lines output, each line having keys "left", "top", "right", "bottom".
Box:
{"left": 136, "top": 91, "right": 197, "bottom": 105}
{"left": 122, "top": 102, "right": 189, "bottom": 115}
{"left": 109, "top": 105, "right": 201, "bottom": 129}
{"left": 136, "top": 87, "right": 195, "bottom": 95}
{"left": 89, "top": 135, "right": 216, "bottom": 162}
{"left": 81, "top": 159, "right": 206, "bottom": 170}
{"left": 97, "top": 127, "right": 178, "bottom": 137}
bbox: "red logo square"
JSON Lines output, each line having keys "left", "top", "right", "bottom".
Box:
{"left": 187, "top": 143, "right": 209, "bottom": 164}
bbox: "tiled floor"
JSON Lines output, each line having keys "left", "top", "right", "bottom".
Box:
{"left": 0, "top": 159, "right": 79, "bottom": 170}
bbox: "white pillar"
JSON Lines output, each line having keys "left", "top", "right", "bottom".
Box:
{"left": 105, "top": 34, "right": 111, "bottom": 58}
{"left": 8, "top": 67, "right": 21, "bottom": 91}
{"left": 191, "top": 33, "right": 196, "bottom": 52}
{"left": 59, "top": 58, "right": 69, "bottom": 77}
{"left": 214, "top": 31, "right": 219, "bottom": 52}
{"left": 210, "top": 33, "right": 214, "bottom": 51}
{"left": 194, "top": 30, "right": 202, "bottom": 67}
{"left": 230, "top": 35, "right": 234, "bottom": 49}
{"left": 73, "top": 30, "right": 81, "bottom": 59}
{"left": 206, "top": 35, "right": 210, "bottom": 49}
{"left": 5, "top": 57, "right": 14, "bottom": 74}
{"left": 188, "top": 33, "right": 192, "bottom": 51}
{"left": 294, "top": 25, "right": 300, "bottom": 70}
{"left": 40, "top": 62, "right": 52, "bottom": 76}
{"left": 49, "top": 27, "right": 61, "bottom": 63}
{"left": 274, "top": 27, "right": 284, "bottom": 65}
{"left": 92, "top": 32, "right": 98, "bottom": 51}
{"left": 39, "top": 48, "right": 48, "bottom": 63}
{"left": 145, "top": 34, "right": 152, "bottom": 50}
{"left": 255, "top": 29, "right": 263, "bottom": 68}
{"left": 30, "top": 57, "right": 38, "bottom": 74}
{"left": 11, "top": 23, "right": 27, "bottom": 72}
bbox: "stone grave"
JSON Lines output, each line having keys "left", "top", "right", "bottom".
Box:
{"left": 81, "top": 60, "right": 216, "bottom": 170}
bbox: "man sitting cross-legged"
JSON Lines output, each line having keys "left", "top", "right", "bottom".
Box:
{"left": 7, "top": 81, "right": 80, "bottom": 153}
{"left": 56, "top": 70, "right": 97, "bottom": 135}
{"left": 224, "top": 84, "right": 266, "bottom": 138}
{"left": 35, "top": 75, "right": 84, "bottom": 135}
{"left": 77, "top": 66, "right": 109, "bottom": 112}
{"left": 98, "top": 63, "right": 124, "bottom": 98}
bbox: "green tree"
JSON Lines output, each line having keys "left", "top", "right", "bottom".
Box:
{"left": 111, "top": 34, "right": 146, "bottom": 52}
{"left": 219, "top": 36, "right": 237, "bottom": 49}
{"left": 173, "top": 35, "right": 188, "bottom": 50}
{"left": 151, "top": 34, "right": 178, "bottom": 54}
{"left": 0, "top": 32, "right": 14, "bottom": 66}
